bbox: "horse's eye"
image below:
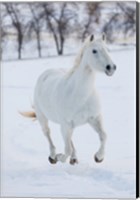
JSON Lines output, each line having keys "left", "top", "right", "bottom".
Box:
{"left": 92, "top": 49, "right": 97, "bottom": 54}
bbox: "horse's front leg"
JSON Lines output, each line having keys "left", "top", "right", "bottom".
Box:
{"left": 88, "top": 115, "right": 107, "bottom": 163}
{"left": 56, "top": 124, "right": 78, "bottom": 164}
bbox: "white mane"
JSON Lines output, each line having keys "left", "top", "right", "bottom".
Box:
{"left": 67, "top": 36, "right": 92, "bottom": 77}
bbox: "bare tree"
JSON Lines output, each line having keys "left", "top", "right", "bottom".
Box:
{"left": 117, "top": 2, "right": 136, "bottom": 36}
{"left": 102, "top": 2, "right": 136, "bottom": 42}
{"left": 0, "top": 4, "right": 7, "bottom": 59}
{"left": 102, "top": 12, "right": 119, "bottom": 42}
{"left": 42, "top": 2, "right": 77, "bottom": 55}
{"left": 28, "top": 3, "right": 44, "bottom": 58}
{"left": 0, "top": 24, "right": 7, "bottom": 59}
{"left": 3, "top": 3, "right": 27, "bottom": 59}
{"left": 77, "top": 2, "right": 101, "bottom": 41}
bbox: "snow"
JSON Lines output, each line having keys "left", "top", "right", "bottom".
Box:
{"left": 1, "top": 46, "right": 136, "bottom": 198}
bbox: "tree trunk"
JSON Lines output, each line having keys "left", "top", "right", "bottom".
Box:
{"left": 58, "top": 49, "right": 63, "bottom": 55}
{"left": 18, "top": 34, "right": 22, "bottom": 59}
{"left": 18, "top": 46, "right": 21, "bottom": 59}
{"left": 36, "top": 32, "right": 42, "bottom": 58}
{"left": 53, "top": 34, "right": 61, "bottom": 55}
{"left": 58, "top": 35, "right": 64, "bottom": 55}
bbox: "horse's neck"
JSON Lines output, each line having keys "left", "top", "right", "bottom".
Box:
{"left": 69, "top": 59, "right": 96, "bottom": 95}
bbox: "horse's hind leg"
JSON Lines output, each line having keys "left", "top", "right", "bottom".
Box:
{"left": 42, "top": 123, "right": 57, "bottom": 164}
{"left": 88, "top": 115, "right": 107, "bottom": 163}
{"left": 36, "top": 109, "right": 57, "bottom": 164}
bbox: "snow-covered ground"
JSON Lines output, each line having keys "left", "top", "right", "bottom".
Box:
{"left": 1, "top": 46, "right": 136, "bottom": 198}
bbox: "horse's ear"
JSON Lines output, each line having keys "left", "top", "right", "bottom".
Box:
{"left": 90, "top": 34, "right": 94, "bottom": 41}
{"left": 102, "top": 33, "right": 106, "bottom": 41}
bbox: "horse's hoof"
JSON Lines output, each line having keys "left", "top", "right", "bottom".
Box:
{"left": 70, "top": 158, "right": 78, "bottom": 165}
{"left": 94, "top": 155, "right": 104, "bottom": 163}
{"left": 48, "top": 156, "right": 57, "bottom": 164}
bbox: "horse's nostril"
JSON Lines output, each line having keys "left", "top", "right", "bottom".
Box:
{"left": 114, "top": 65, "right": 117, "bottom": 70}
{"left": 106, "top": 65, "right": 111, "bottom": 71}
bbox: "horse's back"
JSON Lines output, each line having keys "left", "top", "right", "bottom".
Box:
{"left": 35, "top": 68, "right": 66, "bottom": 92}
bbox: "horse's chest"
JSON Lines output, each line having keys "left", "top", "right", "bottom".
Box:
{"left": 72, "top": 107, "right": 91, "bottom": 126}
{"left": 65, "top": 96, "right": 101, "bottom": 127}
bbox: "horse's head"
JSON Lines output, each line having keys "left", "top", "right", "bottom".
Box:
{"left": 84, "top": 34, "right": 116, "bottom": 76}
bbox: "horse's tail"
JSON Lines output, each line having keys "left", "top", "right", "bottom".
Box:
{"left": 19, "top": 110, "right": 37, "bottom": 120}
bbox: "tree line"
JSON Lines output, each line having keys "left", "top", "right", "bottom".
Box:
{"left": 1, "top": 2, "right": 136, "bottom": 60}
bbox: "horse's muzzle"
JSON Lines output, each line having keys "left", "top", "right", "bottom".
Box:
{"left": 105, "top": 64, "right": 116, "bottom": 76}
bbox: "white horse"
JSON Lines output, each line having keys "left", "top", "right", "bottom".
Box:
{"left": 21, "top": 34, "right": 116, "bottom": 165}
